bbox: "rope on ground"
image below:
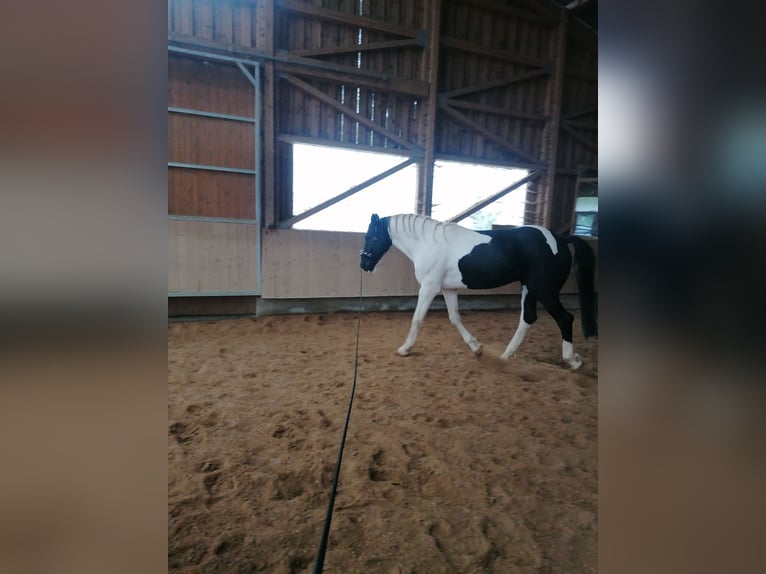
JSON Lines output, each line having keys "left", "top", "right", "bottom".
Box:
{"left": 312, "top": 269, "right": 364, "bottom": 574}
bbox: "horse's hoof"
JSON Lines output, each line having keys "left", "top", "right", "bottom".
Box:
{"left": 472, "top": 345, "right": 483, "bottom": 357}
{"left": 568, "top": 354, "right": 583, "bottom": 370}
{"left": 397, "top": 347, "right": 410, "bottom": 357}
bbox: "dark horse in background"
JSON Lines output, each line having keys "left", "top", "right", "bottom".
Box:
{"left": 360, "top": 214, "right": 597, "bottom": 369}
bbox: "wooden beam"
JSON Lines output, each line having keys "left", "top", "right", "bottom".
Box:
{"left": 278, "top": 158, "right": 417, "bottom": 228}
{"left": 274, "top": 62, "right": 429, "bottom": 97}
{"left": 561, "top": 123, "right": 597, "bottom": 152}
{"left": 449, "top": 171, "right": 540, "bottom": 223}
{"left": 444, "top": 68, "right": 550, "bottom": 99}
{"left": 541, "top": 11, "right": 568, "bottom": 227}
{"left": 435, "top": 153, "right": 538, "bottom": 171}
{"left": 516, "top": 0, "right": 560, "bottom": 20}
{"left": 281, "top": 74, "right": 416, "bottom": 149}
{"left": 169, "top": 33, "right": 386, "bottom": 81}
{"left": 566, "top": 66, "right": 597, "bottom": 81}
{"left": 441, "top": 105, "right": 538, "bottom": 164}
{"left": 461, "top": 0, "right": 558, "bottom": 26}
{"left": 417, "top": 0, "right": 442, "bottom": 216}
{"left": 441, "top": 37, "right": 549, "bottom": 68}
{"left": 565, "top": 119, "right": 597, "bottom": 131}
{"left": 168, "top": 34, "right": 428, "bottom": 96}
{"left": 284, "top": 39, "right": 420, "bottom": 58}
{"left": 255, "top": 0, "right": 276, "bottom": 227}
{"left": 564, "top": 106, "right": 597, "bottom": 120}
{"left": 277, "top": 0, "right": 420, "bottom": 38}
{"left": 446, "top": 99, "right": 548, "bottom": 122}
{"left": 277, "top": 134, "right": 410, "bottom": 155}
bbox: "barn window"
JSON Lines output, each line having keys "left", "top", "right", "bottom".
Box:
{"left": 290, "top": 144, "right": 530, "bottom": 232}
{"left": 430, "top": 161, "right": 530, "bottom": 229}
{"left": 291, "top": 144, "right": 418, "bottom": 232}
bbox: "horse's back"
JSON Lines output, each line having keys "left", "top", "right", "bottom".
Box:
{"left": 456, "top": 226, "right": 572, "bottom": 289}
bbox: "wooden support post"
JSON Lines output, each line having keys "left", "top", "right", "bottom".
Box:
{"left": 539, "top": 9, "right": 567, "bottom": 227}
{"left": 256, "top": 0, "right": 276, "bottom": 226}
{"left": 417, "top": 0, "right": 442, "bottom": 216}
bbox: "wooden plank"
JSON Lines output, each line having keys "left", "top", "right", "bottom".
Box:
{"left": 566, "top": 66, "right": 597, "bottom": 81}
{"left": 277, "top": 133, "right": 412, "bottom": 156}
{"left": 168, "top": 168, "right": 255, "bottom": 218}
{"left": 282, "top": 74, "right": 415, "bottom": 148}
{"left": 168, "top": 55, "right": 254, "bottom": 116}
{"left": 168, "top": 220, "right": 260, "bottom": 292}
{"left": 278, "top": 0, "right": 420, "bottom": 38}
{"left": 566, "top": 119, "right": 597, "bottom": 131}
{"left": 168, "top": 114, "right": 255, "bottom": 169}
{"left": 446, "top": 98, "right": 548, "bottom": 122}
{"left": 564, "top": 106, "right": 597, "bottom": 120}
{"left": 516, "top": 0, "right": 559, "bottom": 20}
{"left": 338, "top": 0, "right": 357, "bottom": 71}
{"left": 214, "top": 0, "right": 233, "bottom": 45}
{"left": 561, "top": 122, "right": 597, "bottom": 152}
{"left": 193, "top": 0, "right": 214, "bottom": 40}
{"left": 286, "top": 38, "right": 420, "bottom": 57}
{"left": 444, "top": 67, "right": 550, "bottom": 99}
{"left": 179, "top": 0, "right": 194, "bottom": 36}
{"left": 441, "top": 36, "right": 548, "bottom": 68}
{"left": 434, "top": 152, "right": 538, "bottom": 171}
{"left": 461, "top": 0, "right": 558, "bottom": 27}
{"left": 441, "top": 105, "right": 538, "bottom": 164}
{"left": 236, "top": 3, "right": 253, "bottom": 47}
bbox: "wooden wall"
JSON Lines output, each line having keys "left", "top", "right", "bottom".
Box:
{"left": 261, "top": 229, "right": 594, "bottom": 299}
{"left": 167, "top": 51, "right": 259, "bottom": 295}
{"left": 168, "top": 0, "right": 597, "bottom": 225}
{"left": 168, "top": 220, "right": 260, "bottom": 293}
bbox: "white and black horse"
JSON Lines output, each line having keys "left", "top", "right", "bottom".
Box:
{"left": 360, "top": 213, "right": 597, "bottom": 369}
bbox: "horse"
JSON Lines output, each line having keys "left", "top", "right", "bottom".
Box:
{"left": 359, "top": 213, "right": 597, "bottom": 369}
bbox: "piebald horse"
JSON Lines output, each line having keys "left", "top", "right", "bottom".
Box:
{"left": 360, "top": 213, "right": 597, "bottom": 369}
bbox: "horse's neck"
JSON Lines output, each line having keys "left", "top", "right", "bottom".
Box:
{"left": 388, "top": 214, "right": 451, "bottom": 261}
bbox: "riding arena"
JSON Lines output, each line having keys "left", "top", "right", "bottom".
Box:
{"left": 168, "top": 1, "right": 597, "bottom": 572}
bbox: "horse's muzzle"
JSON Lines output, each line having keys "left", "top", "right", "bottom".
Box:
{"left": 359, "top": 250, "right": 375, "bottom": 272}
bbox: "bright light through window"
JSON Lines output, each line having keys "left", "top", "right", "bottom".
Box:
{"left": 292, "top": 144, "right": 529, "bottom": 232}
{"left": 431, "top": 160, "right": 529, "bottom": 229}
{"left": 292, "top": 144, "right": 417, "bottom": 232}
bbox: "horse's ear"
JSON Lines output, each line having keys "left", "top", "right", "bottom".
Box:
{"left": 371, "top": 213, "right": 379, "bottom": 223}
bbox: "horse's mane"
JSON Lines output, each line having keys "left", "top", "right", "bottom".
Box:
{"left": 387, "top": 214, "right": 473, "bottom": 244}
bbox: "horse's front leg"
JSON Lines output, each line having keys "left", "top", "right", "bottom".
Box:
{"left": 398, "top": 283, "right": 440, "bottom": 356}
{"left": 442, "top": 289, "right": 482, "bottom": 355}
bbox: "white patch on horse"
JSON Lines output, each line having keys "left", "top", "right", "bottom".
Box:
{"left": 562, "top": 340, "right": 583, "bottom": 370}
{"left": 523, "top": 225, "right": 558, "bottom": 255}
{"left": 386, "top": 215, "right": 491, "bottom": 290}
{"left": 501, "top": 285, "right": 531, "bottom": 360}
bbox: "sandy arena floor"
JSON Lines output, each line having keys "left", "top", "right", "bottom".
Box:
{"left": 168, "top": 309, "right": 598, "bottom": 573}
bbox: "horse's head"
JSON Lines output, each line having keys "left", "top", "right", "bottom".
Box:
{"left": 360, "top": 213, "right": 392, "bottom": 272}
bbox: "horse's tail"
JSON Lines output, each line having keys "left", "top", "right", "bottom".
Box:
{"left": 566, "top": 235, "right": 598, "bottom": 338}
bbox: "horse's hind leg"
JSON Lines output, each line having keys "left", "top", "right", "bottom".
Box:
{"left": 442, "top": 289, "right": 482, "bottom": 355}
{"left": 398, "top": 283, "right": 439, "bottom": 356}
{"left": 540, "top": 292, "right": 582, "bottom": 369}
{"left": 500, "top": 285, "right": 538, "bottom": 360}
